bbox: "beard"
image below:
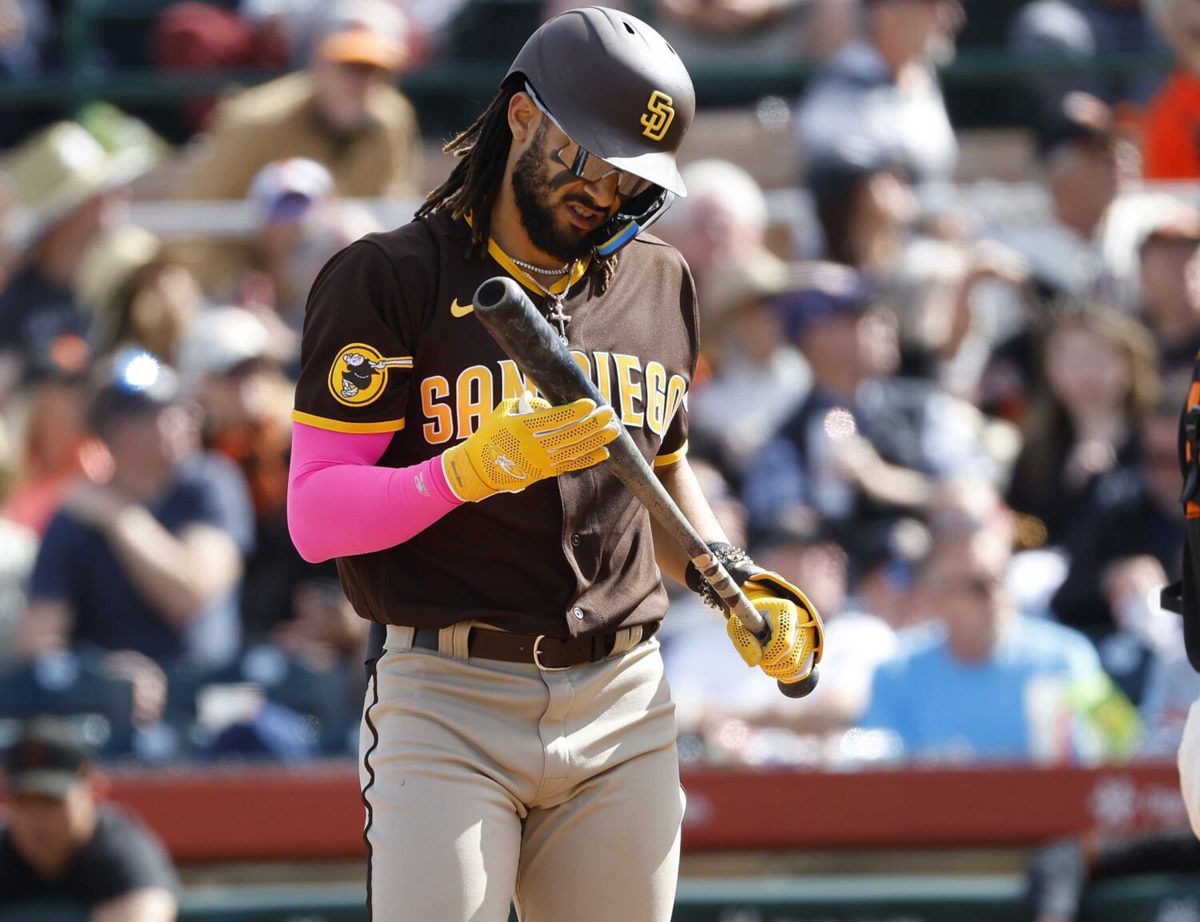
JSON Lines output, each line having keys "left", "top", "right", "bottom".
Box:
{"left": 511, "top": 132, "right": 612, "bottom": 263}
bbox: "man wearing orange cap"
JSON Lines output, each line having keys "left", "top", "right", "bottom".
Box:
{"left": 178, "top": 0, "right": 422, "bottom": 205}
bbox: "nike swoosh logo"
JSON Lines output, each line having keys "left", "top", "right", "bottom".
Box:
{"left": 450, "top": 298, "right": 474, "bottom": 318}
{"left": 495, "top": 455, "right": 527, "bottom": 480}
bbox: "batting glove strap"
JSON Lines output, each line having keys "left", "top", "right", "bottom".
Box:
{"left": 684, "top": 541, "right": 752, "bottom": 610}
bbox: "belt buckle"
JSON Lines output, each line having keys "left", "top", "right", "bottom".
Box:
{"left": 532, "top": 634, "right": 570, "bottom": 672}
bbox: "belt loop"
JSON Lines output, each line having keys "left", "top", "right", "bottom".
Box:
{"left": 609, "top": 625, "right": 641, "bottom": 657}
{"left": 443, "top": 621, "right": 472, "bottom": 660}
{"left": 385, "top": 624, "right": 416, "bottom": 652}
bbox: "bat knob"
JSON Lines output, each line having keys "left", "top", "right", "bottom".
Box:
{"left": 777, "top": 667, "right": 819, "bottom": 699}
{"left": 474, "top": 276, "right": 519, "bottom": 316}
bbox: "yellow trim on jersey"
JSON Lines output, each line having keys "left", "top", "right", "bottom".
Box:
{"left": 486, "top": 239, "right": 591, "bottom": 296}
{"left": 292, "top": 410, "right": 407, "bottom": 434}
{"left": 463, "top": 212, "right": 591, "bottom": 296}
{"left": 653, "top": 441, "right": 688, "bottom": 469}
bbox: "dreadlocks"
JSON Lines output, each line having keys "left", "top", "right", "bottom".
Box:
{"left": 417, "top": 84, "right": 516, "bottom": 259}
{"left": 416, "top": 83, "right": 619, "bottom": 293}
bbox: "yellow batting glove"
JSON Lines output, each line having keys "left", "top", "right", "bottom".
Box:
{"left": 442, "top": 392, "right": 618, "bottom": 502}
{"left": 726, "top": 569, "right": 824, "bottom": 685}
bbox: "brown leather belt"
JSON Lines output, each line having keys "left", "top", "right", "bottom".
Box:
{"left": 411, "top": 622, "right": 660, "bottom": 670}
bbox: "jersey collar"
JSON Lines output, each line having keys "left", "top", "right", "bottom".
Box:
{"left": 462, "top": 212, "right": 591, "bottom": 297}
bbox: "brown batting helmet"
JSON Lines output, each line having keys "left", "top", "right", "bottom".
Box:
{"left": 505, "top": 7, "right": 695, "bottom": 254}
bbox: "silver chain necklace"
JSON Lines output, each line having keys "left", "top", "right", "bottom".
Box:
{"left": 504, "top": 252, "right": 578, "bottom": 340}
{"left": 509, "top": 255, "right": 571, "bottom": 277}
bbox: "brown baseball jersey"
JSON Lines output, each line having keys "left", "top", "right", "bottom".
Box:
{"left": 293, "top": 210, "right": 698, "bottom": 639}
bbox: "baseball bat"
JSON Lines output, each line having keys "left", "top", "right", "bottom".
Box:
{"left": 472, "top": 276, "right": 817, "bottom": 699}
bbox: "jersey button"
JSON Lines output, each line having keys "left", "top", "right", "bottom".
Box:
{"left": 571, "top": 606, "right": 585, "bottom": 620}
{"left": 570, "top": 534, "right": 581, "bottom": 548}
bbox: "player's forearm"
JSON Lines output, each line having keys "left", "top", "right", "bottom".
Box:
{"left": 858, "top": 461, "right": 933, "bottom": 509}
{"left": 652, "top": 457, "right": 728, "bottom": 586}
{"left": 102, "top": 508, "right": 231, "bottom": 625}
{"left": 287, "top": 422, "right": 462, "bottom": 563}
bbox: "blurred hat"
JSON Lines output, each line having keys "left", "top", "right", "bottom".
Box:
{"left": 87, "top": 348, "right": 180, "bottom": 433}
{"left": 704, "top": 248, "right": 788, "bottom": 322}
{"left": 805, "top": 135, "right": 903, "bottom": 199}
{"left": 315, "top": 0, "right": 409, "bottom": 71}
{"left": 775, "top": 262, "right": 873, "bottom": 341}
{"left": 177, "top": 306, "right": 275, "bottom": 387}
{"left": 3, "top": 122, "right": 157, "bottom": 256}
{"left": 1140, "top": 203, "right": 1200, "bottom": 250}
{"left": 248, "top": 158, "right": 334, "bottom": 226}
{"left": 1036, "top": 91, "right": 1115, "bottom": 158}
{"left": 4, "top": 720, "right": 91, "bottom": 798}
{"left": 74, "top": 226, "right": 164, "bottom": 339}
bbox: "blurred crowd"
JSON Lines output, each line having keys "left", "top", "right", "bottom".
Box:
{"left": 0, "top": 0, "right": 1197, "bottom": 771}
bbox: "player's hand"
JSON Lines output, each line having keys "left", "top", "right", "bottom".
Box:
{"left": 441, "top": 392, "right": 618, "bottom": 502}
{"left": 725, "top": 568, "right": 824, "bottom": 685}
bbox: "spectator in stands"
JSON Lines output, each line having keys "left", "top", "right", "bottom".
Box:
{"left": 979, "top": 96, "right": 1145, "bottom": 422}
{"left": 805, "top": 136, "right": 917, "bottom": 275}
{"left": 649, "top": 0, "right": 857, "bottom": 69}
{"left": 0, "top": 416, "right": 37, "bottom": 663}
{"left": 0, "top": 719, "right": 178, "bottom": 920}
{"left": 1049, "top": 389, "right": 1185, "bottom": 701}
{"left": 1136, "top": 203, "right": 1200, "bottom": 377}
{"left": 794, "top": 0, "right": 964, "bottom": 189}
{"left": 176, "top": 4, "right": 416, "bottom": 296}
{"left": 996, "top": 93, "right": 1131, "bottom": 305}
{"left": 0, "top": 0, "right": 52, "bottom": 146}
{"left": 274, "top": 198, "right": 382, "bottom": 333}
{"left": 73, "top": 226, "right": 203, "bottom": 365}
{"left": 175, "top": 306, "right": 337, "bottom": 647}
{"left": 16, "top": 349, "right": 254, "bottom": 671}
{"left": 1010, "top": 0, "right": 1166, "bottom": 117}
{"left": 663, "top": 518, "right": 857, "bottom": 764}
{"left": 1138, "top": 0, "right": 1200, "bottom": 179}
{"left": 688, "top": 251, "right": 810, "bottom": 485}
{"left": 247, "top": 157, "right": 334, "bottom": 315}
{"left": 742, "top": 263, "right": 989, "bottom": 555}
{"left": 0, "top": 122, "right": 152, "bottom": 398}
{"left": 177, "top": 1, "right": 420, "bottom": 204}
{"left": 654, "top": 159, "right": 771, "bottom": 305}
{"left": 859, "top": 512, "right": 1109, "bottom": 763}
{"left": 151, "top": 0, "right": 289, "bottom": 136}
{"left": 1139, "top": 644, "right": 1200, "bottom": 756}
{"left": 1, "top": 371, "right": 108, "bottom": 535}
{"left": 887, "top": 235, "right": 1032, "bottom": 387}
{"left": 1007, "top": 303, "right": 1159, "bottom": 549}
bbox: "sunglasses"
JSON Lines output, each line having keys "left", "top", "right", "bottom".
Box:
{"left": 525, "top": 83, "right": 654, "bottom": 199}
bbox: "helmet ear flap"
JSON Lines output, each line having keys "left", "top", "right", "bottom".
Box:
{"left": 594, "top": 188, "right": 675, "bottom": 257}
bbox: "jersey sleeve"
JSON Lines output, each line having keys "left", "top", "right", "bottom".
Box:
{"left": 293, "top": 239, "right": 421, "bottom": 434}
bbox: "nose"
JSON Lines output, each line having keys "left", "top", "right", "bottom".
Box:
{"left": 582, "top": 174, "right": 620, "bottom": 209}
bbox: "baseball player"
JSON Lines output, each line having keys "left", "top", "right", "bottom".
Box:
{"left": 286, "top": 8, "right": 823, "bottom": 920}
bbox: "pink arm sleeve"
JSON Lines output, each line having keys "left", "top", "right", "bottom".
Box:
{"left": 287, "top": 422, "right": 463, "bottom": 563}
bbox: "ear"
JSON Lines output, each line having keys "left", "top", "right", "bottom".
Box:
{"left": 508, "top": 91, "right": 541, "bottom": 148}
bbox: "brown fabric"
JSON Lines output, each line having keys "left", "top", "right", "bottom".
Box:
{"left": 293, "top": 210, "right": 699, "bottom": 638}
{"left": 411, "top": 622, "right": 658, "bottom": 668}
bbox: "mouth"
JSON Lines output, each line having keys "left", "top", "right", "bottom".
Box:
{"left": 563, "top": 200, "right": 605, "bottom": 232}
